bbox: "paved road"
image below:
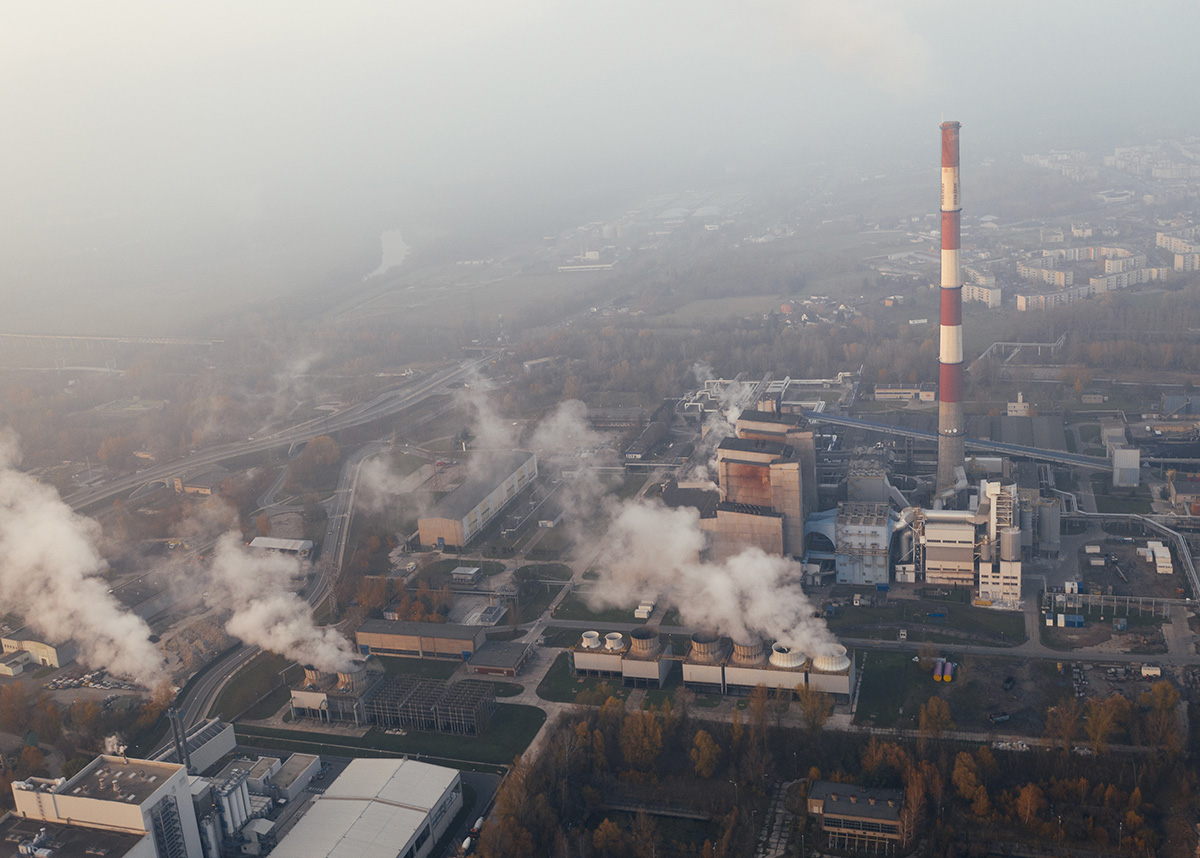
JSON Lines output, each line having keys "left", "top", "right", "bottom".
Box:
{"left": 65, "top": 354, "right": 494, "bottom": 512}
{"left": 144, "top": 360, "right": 489, "bottom": 738}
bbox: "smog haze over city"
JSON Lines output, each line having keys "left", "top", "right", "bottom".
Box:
{"left": 5, "top": 3, "right": 1200, "bottom": 858}
{"left": 2, "top": 2, "right": 1198, "bottom": 333}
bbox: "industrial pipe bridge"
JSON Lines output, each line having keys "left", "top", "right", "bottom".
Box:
{"left": 799, "top": 410, "right": 1110, "bottom": 470}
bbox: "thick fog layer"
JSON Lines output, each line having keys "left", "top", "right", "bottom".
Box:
{"left": 3, "top": 2, "right": 1199, "bottom": 332}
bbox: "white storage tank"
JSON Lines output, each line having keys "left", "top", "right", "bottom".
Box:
{"left": 580, "top": 631, "right": 601, "bottom": 649}
{"left": 1000, "top": 527, "right": 1021, "bottom": 562}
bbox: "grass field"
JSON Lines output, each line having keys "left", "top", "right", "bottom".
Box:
{"left": 553, "top": 591, "right": 645, "bottom": 625}
{"left": 235, "top": 702, "right": 546, "bottom": 768}
{"left": 853, "top": 651, "right": 927, "bottom": 729}
{"left": 537, "top": 652, "right": 631, "bottom": 704}
{"left": 518, "top": 583, "right": 564, "bottom": 623}
{"left": 826, "top": 599, "right": 1026, "bottom": 646}
{"left": 213, "top": 652, "right": 298, "bottom": 721}
{"left": 517, "top": 563, "right": 574, "bottom": 581}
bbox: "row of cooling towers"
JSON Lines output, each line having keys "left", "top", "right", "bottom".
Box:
{"left": 577, "top": 627, "right": 851, "bottom": 674}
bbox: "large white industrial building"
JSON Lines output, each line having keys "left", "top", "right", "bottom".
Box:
{"left": 3, "top": 737, "right": 329, "bottom": 858}
{"left": 11, "top": 755, "right": 204, "bottom": 858}
{"left": 270, "top": 758, "right": 463, "bottom": 858}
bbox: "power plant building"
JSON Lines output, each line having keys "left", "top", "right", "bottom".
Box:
{"left": 355, "top": 619, "right": 488, "bottom": 661}
{"left": 697, "top": 411, "right": 813, "bottom": 559}
{"left": 417, "top": 451, "right": 537, "bottom": 549}
{"left": 572, "top": 628, "right": 674, "bottom": 688}
{"left": 0, "top": 627, "right": 75, "bottom": 668}
{"left": 270, "top": 758, "right": 463, "bottom": 858}
{"left": 289, "top": 661, "right": 383, "bottom": 727}
{"left": 10, "top": 755, "right": 205, "bottom": 858}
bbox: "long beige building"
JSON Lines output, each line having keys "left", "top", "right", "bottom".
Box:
{"left": 417, "top": 451, "right": 537, "bottom": 549}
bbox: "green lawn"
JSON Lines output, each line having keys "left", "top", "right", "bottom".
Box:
{"left": 235, "top": 702, "right": 545, "bottom": 767}
{"left": 854, "top": 651, "right": 925, "bottom": 728}
{"left": 826, "top": 599, "right": 1026, "bottom": 646}
{"left": 240, "top": 685, "right": 291, "bottom": 721}
{"left": 492, "top": 682, "right": 524, "bottom": 698}
{"left": 518, "top": 583, "right": 564, "bottom": 623}
{"left": 536, "top": 652, "right": 631, "bottom": 704}
{"left": 540, "top": 626, "right": 584, "bottom": 647}
{"left": 420, "top": 559, "right": 506, "bottom": 585}
{"left": 213, "top": 652, "right": 297, "bottom": 721}
{"left": 553, "top": 591, "right": 646, "bottom": 624}
{"left": 517, "top": 563, "right": 574, "bottom": 581}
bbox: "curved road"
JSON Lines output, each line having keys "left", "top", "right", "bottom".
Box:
{"left": 66, "top": 354, "right": 494, "bottom": 513}
{"left": 140, "top": 358, "right": 490, "bottom": 737}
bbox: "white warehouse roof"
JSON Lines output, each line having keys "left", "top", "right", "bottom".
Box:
{"left": 271, "top": 758, "right": 459, "bottom": 858}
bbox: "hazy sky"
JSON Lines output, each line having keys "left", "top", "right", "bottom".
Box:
{"left": 2, "top": 1, "right": 1198, "bottom": 331}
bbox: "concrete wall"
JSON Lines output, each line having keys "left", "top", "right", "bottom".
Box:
{"left": 573, "top": 650, "right": 624, "bottom": 674}
{"left": 701, "top": 508, "right": 784, "bottom": 559}
{"left": 720, "top": 459, "right": 774, "bottom": 507}
{"left": 770, "top": 461, "right": 804, "bottom": 555}
{"left": 415, "top": 517, "right": 466, "bottom": 550}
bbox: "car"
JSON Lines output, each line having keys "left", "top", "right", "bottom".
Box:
{"left": 1002, "top": 676, "right": 1016, "bottom": 691}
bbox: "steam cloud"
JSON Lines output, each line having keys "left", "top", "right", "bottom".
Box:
{"left": 590, "top": 499, "right": 836, "bottom": 656}
{"left": 452, "top": 383, "right": 834, "bottom": 655}
{"left": 207, "top": 533, "right": 354, "bottom": 673}
{"left": 688, "top": 363, "right": 756, "bottom": 480}
{"left": 0, "top": 433, "right": 167, "bottom": 686}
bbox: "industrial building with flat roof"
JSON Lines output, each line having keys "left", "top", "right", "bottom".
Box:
{"left": 417, "top": 451, "right": 537, "bottom": 549}
{"left": 0, "top": 627, "right": 75, "bottom": 668}
{"left": 11, "top": 754, "right": 204, "bottom": 858}
{"left": 0, "top": 816, "right": 148, "bottom": 858}
{"left": 356, "top": 618, "right": 487, "bottom": 660}
{"left": 808, "top": 781, "right": 903, "bottom": 854}
{"left": 270, "top": 758, "right": 463, "bottom": 858}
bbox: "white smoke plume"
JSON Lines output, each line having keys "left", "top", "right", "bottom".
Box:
{"left": 688, "top": 368, "right": 757, "bottom": 480}
{"left": 589, "top": 498, "right": 836, "bottom": 656}
{"left": 0, "top": 433, "right": 168, "bottom": 686}
{"left": 356, "top": 455, "right": 437, "bottom": 516}
{"left": 206, "top": 533, "right": 354, "bottom": 672}
{"left": 457, "top": 372, "right": 518, "bottom": 454}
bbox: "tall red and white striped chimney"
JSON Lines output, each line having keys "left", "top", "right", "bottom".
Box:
{"left": 936, "top": 120, "right": 966, "bottom": 493}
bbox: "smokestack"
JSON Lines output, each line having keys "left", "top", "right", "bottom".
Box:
{"left": 936, "top": 120, "right": 966, "bottom": 492}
